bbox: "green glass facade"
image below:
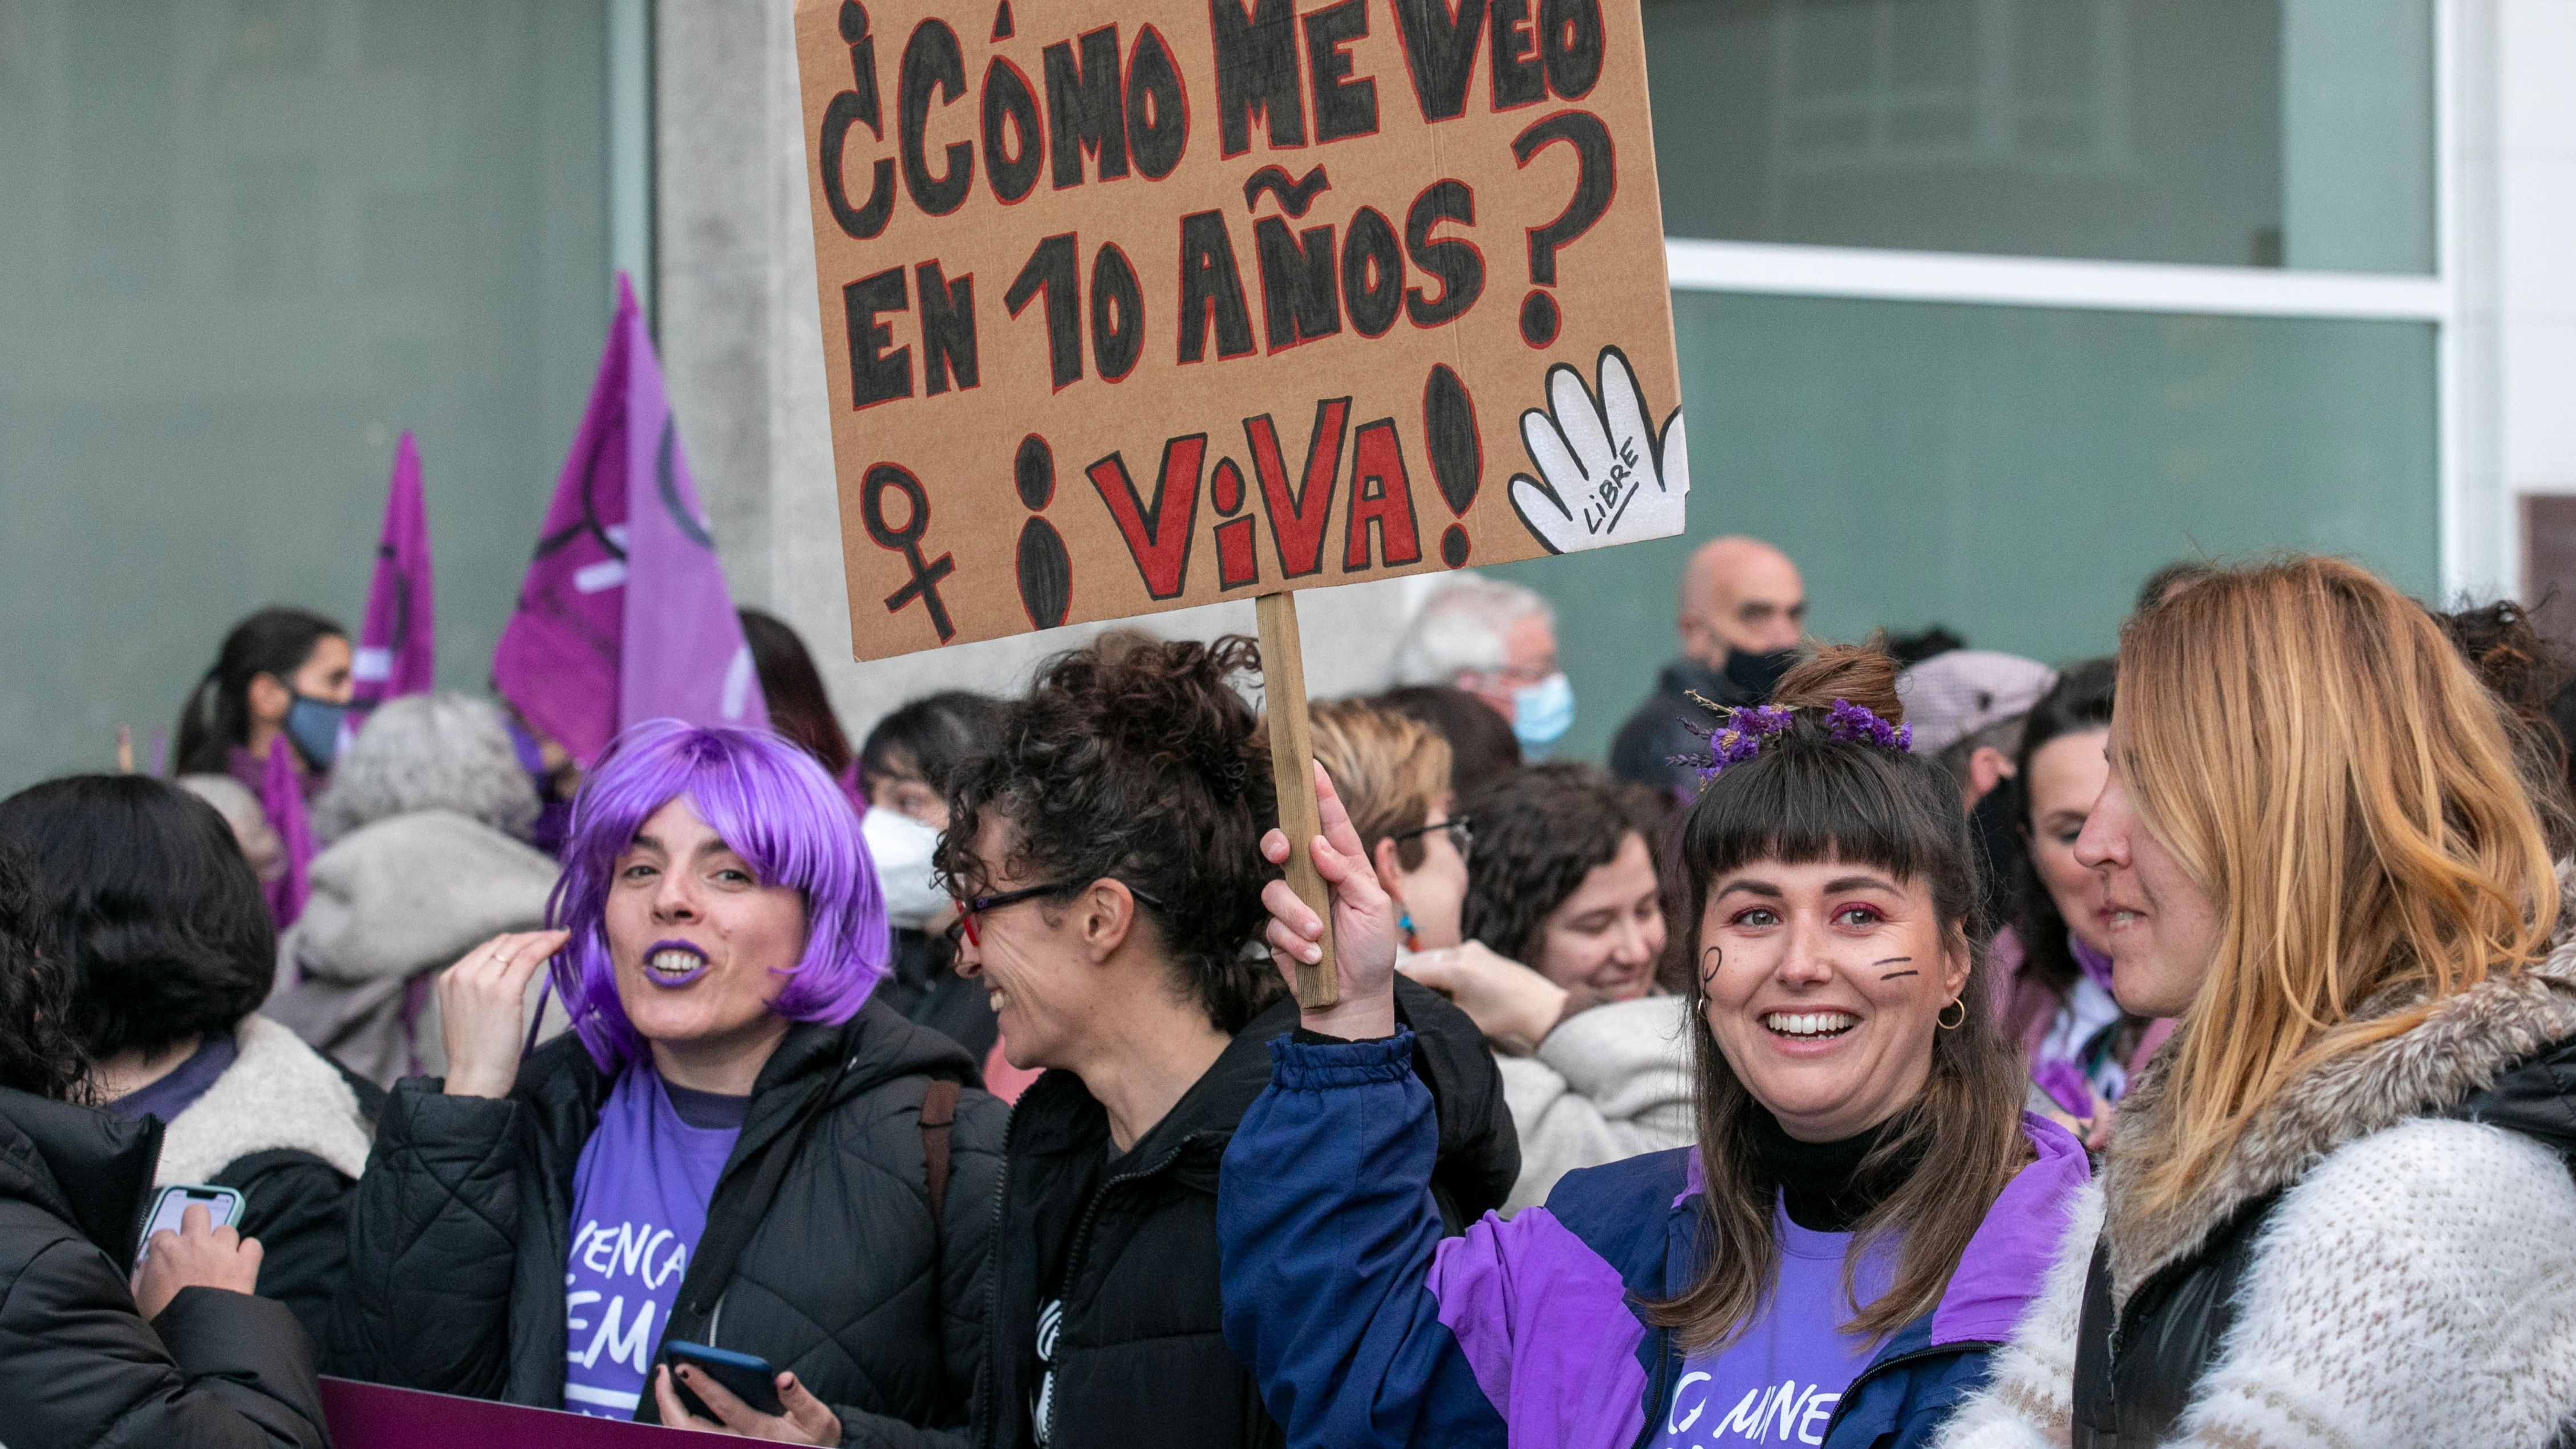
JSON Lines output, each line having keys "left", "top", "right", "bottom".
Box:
{"left": 0, "top": 0, "right": 612, "bottom": 788}
{"left": 1495, "top": 294, "right": 2438, "bottom": 764}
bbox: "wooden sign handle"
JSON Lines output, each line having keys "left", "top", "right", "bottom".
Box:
{"left": 1256, "top": 591, "right": 1339, "bottom": 1010}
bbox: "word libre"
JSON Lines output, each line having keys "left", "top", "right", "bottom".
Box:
{"left": 795, "top": 0, "right": 1682, "bottom": 658}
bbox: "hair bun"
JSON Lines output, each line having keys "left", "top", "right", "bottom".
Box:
{"left": 1770, "top": 645, "right": 1905, "bottom": 724}
{"left": 1066, "top": 632, "right": 1267, "bottom": 803}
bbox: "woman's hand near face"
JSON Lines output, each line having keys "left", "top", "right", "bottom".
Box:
{"left": 1260, "top": 762, "right": 1399, "bottom": 1040}
{"left": 652, "top": 1364, "right": 841, "bottom": 1443}
{"left": 1399, "top": 942, "right": 1568, "bottom": 1055}
{"left": 437, "top": 929, "right": 570, "bottom": 1098}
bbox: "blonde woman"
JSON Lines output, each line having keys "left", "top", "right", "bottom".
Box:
{"left": 1940, "top": 557, "right": 2576, "bottom": 1449}
{"left": 1308, "top": 701, "right": 1472, "bottom": 954}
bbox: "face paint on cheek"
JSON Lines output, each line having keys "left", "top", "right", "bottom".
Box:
{"left": 1875, "top": 956, "right": 1918, "bottom": 981}
{"left": 1699, "top": 946, "right": 1722, "bottom": 992}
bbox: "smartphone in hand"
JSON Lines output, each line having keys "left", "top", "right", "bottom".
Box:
{"left": 136, "top": 1184, "right": 245, "bottom": 1264}
{"left": 660, "top": 1340, "right": 784, "bottom": 1419}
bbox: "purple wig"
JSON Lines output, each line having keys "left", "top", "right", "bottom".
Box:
{"left": 547, "top": 718, "right": 886, "bottom": 1071}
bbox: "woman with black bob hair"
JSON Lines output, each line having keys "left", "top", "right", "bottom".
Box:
{"left": 0, "top": 776, "right": 375, "bottom": 1350}
{"left": 935, "top": 632, "right": 1514, "bottom": 1449}
{"left": 1219, "top": 648, "right": 2088, "bottom": 1448}
{"left": 0, "top": 842, "right": 334, "bottom": 1448}
{"left": 175, "top": 606, "right": 354, "bottom": 786}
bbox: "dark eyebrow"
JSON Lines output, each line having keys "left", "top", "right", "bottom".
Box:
{"left": 628, "top": 831, "right": 664, "bottom": 854}
{"left": 692, "top": 837, "right": 744, "bottom": 865}
{"left": 1714, "top": 879, "right": 1784, "bottom": 900}
{"left": 1824, "top": 875, "right": 1902, "bottom": 895}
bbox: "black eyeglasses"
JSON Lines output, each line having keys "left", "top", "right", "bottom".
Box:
{"left": 1384, "top": 815, "right": 1473, "bottom": 863}
{"left": 945, "top": 880, "right": 1168, "bottom": 947}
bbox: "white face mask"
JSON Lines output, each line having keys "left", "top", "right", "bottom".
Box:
{"left": 861, "top": 806, "right": 947, "bottom": 931}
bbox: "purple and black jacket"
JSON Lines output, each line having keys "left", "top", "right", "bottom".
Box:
{"left": 1219, "top": 1032, "right": 2088, "bottom": 1448}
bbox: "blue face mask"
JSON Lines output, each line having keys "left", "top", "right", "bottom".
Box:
{"left": 283, "top": 693, "right": 350, "bottom": 772}
{"left": 1510, "top": 672, "right": 1576, "bottom": 760}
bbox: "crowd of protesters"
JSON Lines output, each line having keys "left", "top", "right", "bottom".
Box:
{"left": 6, "top": 548, "right": 2576, "bottom": 1448}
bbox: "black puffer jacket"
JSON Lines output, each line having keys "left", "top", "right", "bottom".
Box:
{"left": 974, "top": 978, "right": 1518, "bottom": 1449}
{"left": 0, "top": 1086, "right": 328, "bottom": 1449}
{"left": 332, "top": 996, "right": 1005, "bottom": 1447}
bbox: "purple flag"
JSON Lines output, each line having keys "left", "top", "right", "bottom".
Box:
{"left": 493, "top": 273, "right": 766, "bottom": 765}
{"left": 261, "top": 738, "right": 313, "bottom": 929}
{"left": 350, "top": 432, "right": 436, "bottom": 722}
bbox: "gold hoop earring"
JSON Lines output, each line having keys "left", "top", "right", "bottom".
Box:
{"left": 1937, "top": 998, "right": 1968, "bottom": 1030}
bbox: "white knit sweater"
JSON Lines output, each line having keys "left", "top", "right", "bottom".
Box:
{"left": 1938, "top": 947, "right": 2576, "bottom": 1449}
{"left": 1941, "top": 1124, "right": 2576, "bottom": 1448}
{"left": 1496, "top": 993, "right": 1695, "bottom": 1213}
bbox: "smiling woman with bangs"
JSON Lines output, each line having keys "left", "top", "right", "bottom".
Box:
{"left": 1217, "top": 648, "right": 2092, "bottom": 1449}
{"left": 334, "top": 720, "right": 1004, "bottom": 1447}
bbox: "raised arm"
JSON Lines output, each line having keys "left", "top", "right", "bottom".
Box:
{"left": 1221, "top": 763, "right": 1506, "bottom": 1447}
{"left": 1219, "top": 1032, "right": 1508, "bottom": 1448}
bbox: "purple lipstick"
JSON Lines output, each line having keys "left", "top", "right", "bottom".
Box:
{"left": 642, "top": 939, "right": 710, "bottom": 989}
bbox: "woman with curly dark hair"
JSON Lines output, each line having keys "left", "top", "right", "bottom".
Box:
{"left": 0, "top": 841, "right": 333, "bottom": 1448}
{"left": 935, "top": 633, "right": 1515, "bottom": 1449}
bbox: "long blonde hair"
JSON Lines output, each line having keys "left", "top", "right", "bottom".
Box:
{"left": 2117, "top": 558, "right": 2561, "bottom": 1214}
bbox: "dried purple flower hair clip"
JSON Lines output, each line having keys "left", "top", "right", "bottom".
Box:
{"left": 1702, "top": 704, "right": 1796, "bottom": 772}
{"left": 1681, "top": 695, "right": 1912, "bottom": 785}
{"left": 1824, "top": 698, "right": 1912, "bottom": 753}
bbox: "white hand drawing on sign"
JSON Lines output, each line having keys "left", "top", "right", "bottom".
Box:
{"left": 1506, "top": 347, "right": 1687, "bottom": 555}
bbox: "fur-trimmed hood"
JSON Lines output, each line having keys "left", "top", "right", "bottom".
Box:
{"left": 155, "top": 1014, "right": 373, "bottom": 1186}
{"left": 2101, "top": 930, "right": 2576, "bottom": 1306}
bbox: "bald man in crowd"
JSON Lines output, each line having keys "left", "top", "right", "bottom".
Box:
{"left": 1608, "top": 536, "right": 1808, "bottom": 791}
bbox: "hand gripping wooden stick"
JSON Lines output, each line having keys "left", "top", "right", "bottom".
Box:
{"left": 1256, "top": 591, "right": 1339, "bottom": 1009}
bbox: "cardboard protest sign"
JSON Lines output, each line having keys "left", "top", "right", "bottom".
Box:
{"left": 794, "top": 0, "right": 1685, "bottom": 659}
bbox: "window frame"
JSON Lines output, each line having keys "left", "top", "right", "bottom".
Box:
{"left": 1656, "top": 1, "right": 2482, "bottom": 596}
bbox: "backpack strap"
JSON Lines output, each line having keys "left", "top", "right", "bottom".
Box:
{"left": 920, "top": 1078, "right": 961, "bottom": 1223}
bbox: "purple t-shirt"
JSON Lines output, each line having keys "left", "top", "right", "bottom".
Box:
{"left": 1650, "top": 1208, "right": 1895, "bottom": 1448}
{"left": 561, "top": 1066, "right": 745, "bottom": 1418}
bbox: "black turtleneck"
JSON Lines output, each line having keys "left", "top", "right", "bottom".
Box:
{"left": 1749, "top": 1109, "right": 1924, "bottom": 1233}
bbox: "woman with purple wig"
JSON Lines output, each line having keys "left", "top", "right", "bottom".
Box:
{"left": 332, "top": 720, "right": 1003, "bottom": 1447}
